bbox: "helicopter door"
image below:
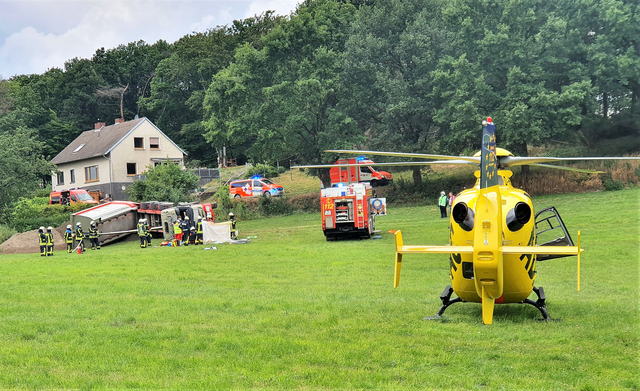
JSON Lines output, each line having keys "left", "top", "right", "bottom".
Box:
{"left": 534, "top": 206, "right": 575, "bottom": 261}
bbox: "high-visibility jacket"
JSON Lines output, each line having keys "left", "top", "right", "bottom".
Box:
{"left": 46, "top": 232, "right": 54, "bottom": 245}
{"left": 173, "top": 221, "right": 182, "bottom": 235}
{"left": 438, "top": 195, "right": 447, "bottom": 207}
{"left": 137, "top": 223, "right": 147, "bottom": 236}
{"left": 64, "top": 229, "right": 73, "bottom": 243}
{"left": 89, "top": 226, "right": 99, "bottom": 239}
{"left": 75, "top": 227, "right": 84, "bottom": 239}
{"left": 196, "top": 221, "right": 203, "bottom": 234}
{"left": 38, "top": 231, "right": 47, "bottom": 245}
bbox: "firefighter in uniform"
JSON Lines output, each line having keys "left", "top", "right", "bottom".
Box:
{"left": 75, "top": 222, "right": 85, "bottom": 252}
{"left": 187, "top": 227, "right": 196, "bottom": 245}
{"left": 137, "top": 218, "right": 148, "bottom": 248}
{"left": 195, "top": 217, "right": 203, "bottom": 245}
{"left": 38, "top": 226, "right": 47, "bottom": 257}
{"left": 46, "top": 226, "right": 54, "bottom": 256}
{"left": 64, "top": 224, "right": 74, "bottom": 253}
{"left": 229, "top": 212, "right": 237, "bottom": 240}
{"left": 144, "top": 218, "right": 152, "bottom": 246}
{"left": 181, "top": 216, "right": 190, "bottom": 234}
{"left": 173, "top": 219, "right": 183, "bottom": 246}
{"left": 89, "top": 221, "right": 100, "bottom": 250}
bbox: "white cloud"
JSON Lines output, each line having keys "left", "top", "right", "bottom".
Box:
{"left": 245, "top": 0, "right": 299, "bottom": 18}
{"left": 0, "top": 0, "right": 300, "bottom": 78}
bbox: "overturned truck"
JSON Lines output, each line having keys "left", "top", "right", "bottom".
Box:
{"left": 70, "top": 201, "right": 229, "bottom": 245}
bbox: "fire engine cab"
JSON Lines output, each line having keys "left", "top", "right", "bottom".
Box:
{"left": 330, "top": 157, "right": 392, "bottom": 187}
{"left": 321, "top": 183, "right": 385, "bottom": 240}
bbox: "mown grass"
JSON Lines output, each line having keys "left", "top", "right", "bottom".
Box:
{"left": 0, "top": 188, "right": 637, "bottom": 389}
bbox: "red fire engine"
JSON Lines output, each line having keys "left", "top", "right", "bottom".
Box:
{"left": 329, "top": 157, "right": 392, "bottom": 187}
{"left": 321, "top": 183, "right": 381, "bottom": 240}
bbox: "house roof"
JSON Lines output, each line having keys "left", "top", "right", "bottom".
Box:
{"left": 51, "top": 117, "right": 187, "bottom": 165}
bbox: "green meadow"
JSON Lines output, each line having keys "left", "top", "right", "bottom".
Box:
{"left": 0, "top": 188, "right": 638, "bottom": 390}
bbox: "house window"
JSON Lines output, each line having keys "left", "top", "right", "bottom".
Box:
{"left": 149, "top": 137, "right": 160, "bottom": 149}
{"left": 57, "top": 172, "right": 64, "bottom": 185}
{"left": 70, "top": 169, "right": 75, "bottom": 184}
{"left": 73, "top": 143, "right": 85, "bottom": 153}
{"left": 127, "top": 163, "right": 137, "bottom": 176}
{"left": 134, "top": 137, "right": 144, "bottom": 149}
{"left": 85, "top": 165, "right": 99, "bottom": 182}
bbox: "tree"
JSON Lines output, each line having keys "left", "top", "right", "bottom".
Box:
{"left": 0, "top": 128, "right": 55, "bottom": 218}
{"left": 125, "top": 162, "right": 199, "bottom": 204}
{"left": 140, "top": 12, "right": 283, "bottom": 166}
{"left": 341, "top": 0, "right": 455, "bottom": 184}
{"left": 203, "top": 1, "right": 361, "bottom": 185}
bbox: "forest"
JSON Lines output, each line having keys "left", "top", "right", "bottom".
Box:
{"left": 0, "top": 0, "right": 638, "bottom": 206}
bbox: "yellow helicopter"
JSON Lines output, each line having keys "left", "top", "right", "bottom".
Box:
{"left": 302, "top": 117, "right": 639, "bottom": 324}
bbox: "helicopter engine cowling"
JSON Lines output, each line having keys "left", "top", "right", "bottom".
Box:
{"left": 452, "top": 202, "right": 474, "bottom": 232}
{"left": 506, "top": 202, "right": 532, "bottom": 232}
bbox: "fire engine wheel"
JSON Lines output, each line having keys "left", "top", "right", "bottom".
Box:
{"left": 234, "top": 194, "right": 241, "bottom": 199}
{"left": 263, "top": 191, "right": 271, "bottom": 197}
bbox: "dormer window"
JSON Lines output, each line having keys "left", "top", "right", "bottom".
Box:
{"left": 73, "top": 143, "right": 85, "bottom": 153}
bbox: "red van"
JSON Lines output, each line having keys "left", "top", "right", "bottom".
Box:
{"left": 229, "top": 177, "right": 284, "bottom": 198}
{"left": 50, "top": 188, "right": 99, "bottom": 205}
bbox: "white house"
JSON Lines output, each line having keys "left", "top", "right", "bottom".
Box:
{"left": 51, "top": 117, "right": 186, "bottom": 200}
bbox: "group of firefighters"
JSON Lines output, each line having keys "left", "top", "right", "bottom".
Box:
{"left": 39, "top": 221, "right": 100, "bottom": 256}
{"left": 39, "top": 212, "right": 239, "bottom": 254}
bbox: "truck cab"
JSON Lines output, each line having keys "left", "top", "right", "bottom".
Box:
{"left": 330, "top": 158, "right": 392, "bottom": 187}
{"left": 50, "top": 188, "right": 99, "bottom": 205}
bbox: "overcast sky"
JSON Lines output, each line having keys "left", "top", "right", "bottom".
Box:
{"left": 0, "top": 0, "right": 300, "bottom": 78}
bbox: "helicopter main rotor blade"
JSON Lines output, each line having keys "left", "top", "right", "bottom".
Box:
{"left": 324, "top": 150, "right": 481, "bottom": 164}
{"left": 500, "top": 156, "right": 640, "bottom": 167}
{"left": 292, "top": 160, "right": 478, "bottom": 169}
{"left": 528, "top": 163, "right": 605, "bottom": 174}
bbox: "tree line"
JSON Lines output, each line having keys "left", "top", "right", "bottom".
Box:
{"left": 0, "top": 0, "right": 637, "bottom": 198}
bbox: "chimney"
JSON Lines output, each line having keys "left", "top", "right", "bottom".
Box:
{"left": 115, "top": 118, "right": 125, "bottom": 124}
{"left": 95, "top": 122, "right": 106, "bottom": 129}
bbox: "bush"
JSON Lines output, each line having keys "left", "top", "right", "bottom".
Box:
{"left": 245, "top": 164, "right": 287, "bottom": 179}
{"left": 0, "top": 224, "right": 16, "bottom": 245}
{"left": 8, "top": 197, "right": 92, "bottom": 233}
{"left": 603, "top": 176, "right": 625, "bottom": 191}
{"left": 258, "top": 196, "right": 293, "bottom": 216}
{"left": 289, "top": 193, "right": 321, "bottom": 213}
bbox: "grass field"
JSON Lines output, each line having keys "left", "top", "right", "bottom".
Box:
{"left": 0, "top": 188, "right": 638, "bottom": 389}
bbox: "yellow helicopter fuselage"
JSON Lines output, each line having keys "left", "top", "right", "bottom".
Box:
{"left": 449, "top": 170, "right": 536, "bottom": 304}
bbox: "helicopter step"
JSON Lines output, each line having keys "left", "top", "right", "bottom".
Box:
{"left": 423, "top": 285, "right": 463, "bottom": 320}
{"left": 522, "top": 286, "right": 551, "bottom": 321}
{"left": 425, "top": 285, "right": 554, "bottom": 322}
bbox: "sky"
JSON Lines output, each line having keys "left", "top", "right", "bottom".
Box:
{"left": 0, "top": 0, "right": 300, "bottom": 78}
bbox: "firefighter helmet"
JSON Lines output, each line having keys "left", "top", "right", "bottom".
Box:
{"left": 76, "top": 222, "right": 81, "bottom": 226}
{"left": 229, "top": 212, "right": 234, "bottom": 217}
{"left": 67, "top": 225, "right": 72, "bottom": 229}
{"left": 90, "top": 221, "right": 95, "bottom": 226}
{"left": 139, "top": 218, "right": 144, "bottom": 223}
{"left": 47, "top": 226, "right": 52, "bottom": 231}
{"left": 39, "top": 226, "right": 45, "bottom": 231}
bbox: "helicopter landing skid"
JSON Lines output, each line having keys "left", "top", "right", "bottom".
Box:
{"left": 424, "top": 285, "right": 462, "bottom": 320}
{"left": 522, "top": 286, "right": 553, "bottom": 321}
